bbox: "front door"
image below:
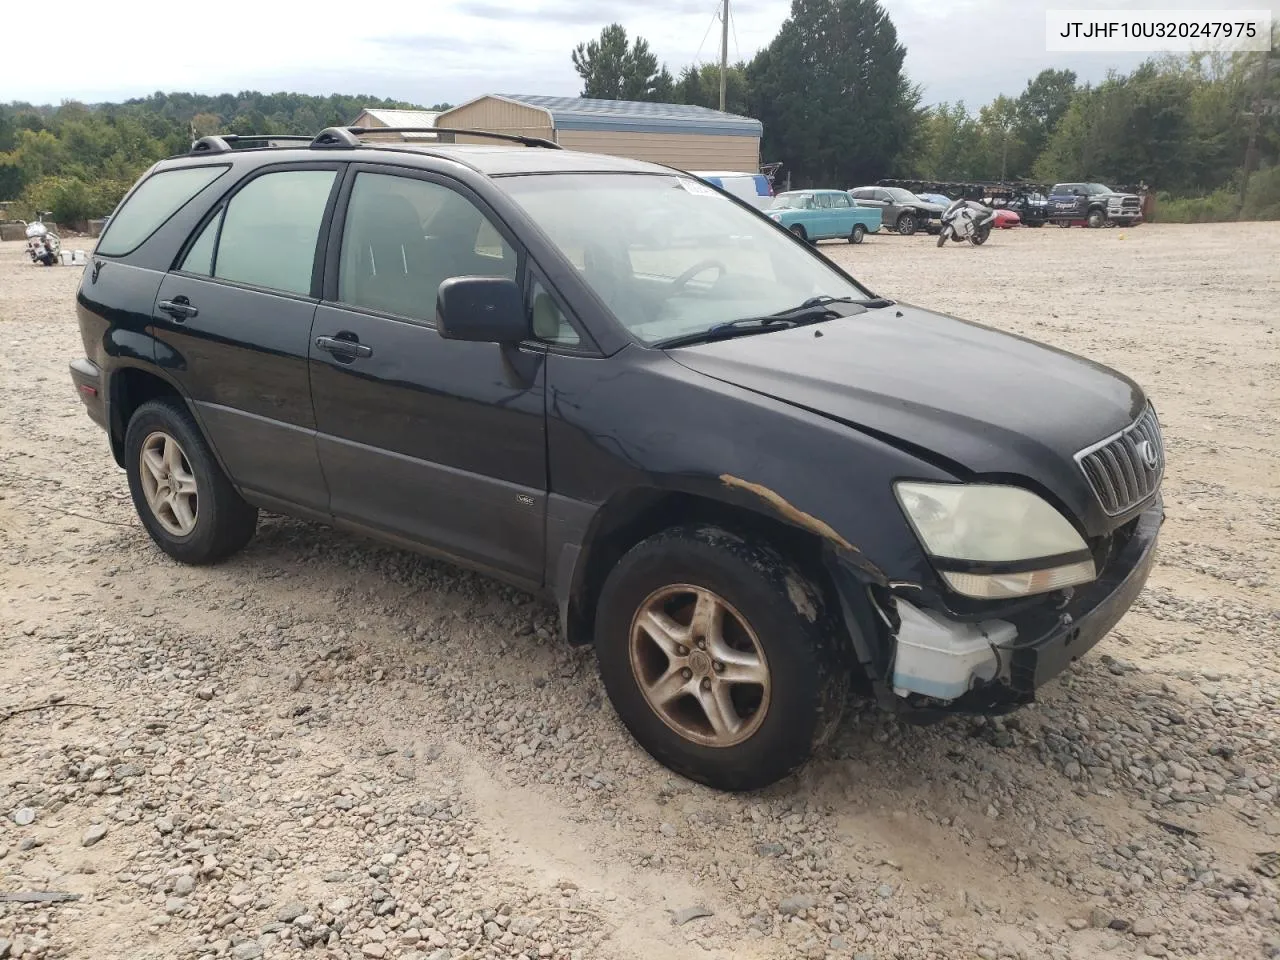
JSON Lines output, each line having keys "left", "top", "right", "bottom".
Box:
{"left": 152, "top": 163, "right": 342, "bottom": 513}
{"left": 308, "top": 166, "right": 547, "bottom": 586}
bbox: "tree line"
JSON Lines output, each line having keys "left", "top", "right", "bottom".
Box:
{"left": 571, "top": 0, "right": 1280, "bottom": 220}
{"left": 0, "top": 92, "right": 444, "bottom": 224}
{"left": 3, "top": 0, "right": 1277, "bottom": 224}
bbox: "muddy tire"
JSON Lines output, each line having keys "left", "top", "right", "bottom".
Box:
{"left": 124, "top": 397, "right": 258, "bottom": 565}
{"left": 594, "top": 525, "right": 846, "bottom": 792}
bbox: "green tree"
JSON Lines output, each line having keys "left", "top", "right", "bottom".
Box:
{"left": 673, "top": 62, "right": 750, "bottom": 115}
{"left": 571, "top": 24, "right": 675, "bottom": 101}
{"left": 1014, "top": 69, "right": 1077, "bottom": 162}
{"left": 746, "top": 0, "right": 920, "bottom": 187}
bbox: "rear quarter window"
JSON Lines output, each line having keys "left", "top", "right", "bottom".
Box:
{"left": 97, "top": 165, "right": 229, "bottom": 257}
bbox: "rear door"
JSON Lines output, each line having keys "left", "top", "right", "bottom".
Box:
{"left": 151, "top": 162, "right": 342, "bottom": 513}
{"left": 308, "top": 165, "right": 548, "bottom": 586}
{"left": 827, "top": 191, "right": 856, "bottom": 236}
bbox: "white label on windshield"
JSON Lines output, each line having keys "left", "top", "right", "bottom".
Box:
{"left": 679, "top": 179, "right": 719, "bottom": 197}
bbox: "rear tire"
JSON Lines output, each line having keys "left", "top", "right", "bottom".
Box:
{"left": 896, "top": 213, "right": 917, "bottom": 236}
{"left": 594, "top": 525, "right": 846, "bottom": 792}
{"left": 971, "top": 226, "right": 991, "bottom": 245}
{"left": 124, "top": 398, "right": 258, "bottom": 565}
{"left": 849, "top": 223, "right": 866, "bottom": 244}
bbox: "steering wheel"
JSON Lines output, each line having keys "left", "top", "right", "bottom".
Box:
{"left": 668, "top": 259, "right": 726, "bottom": 296}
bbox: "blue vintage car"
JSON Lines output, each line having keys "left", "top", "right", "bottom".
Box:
{"left": 766, "top": 189, "right": 882, "bottom": 243}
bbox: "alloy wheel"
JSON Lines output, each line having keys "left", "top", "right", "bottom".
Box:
{"left": 139, "top": 431, "right": 199, "bottom": 536}
{"left": 628, "top": 584, "right": 771, "bottom": 748}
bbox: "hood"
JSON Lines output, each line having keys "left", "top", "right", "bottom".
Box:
{"left": 910, "top": 201, "right": 946, "bottom": 215}
{"left": 667, "top": 305, "right": 1147, "bottom": 531}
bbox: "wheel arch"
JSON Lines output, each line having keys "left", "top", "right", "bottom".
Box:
{"left": 106, "top": 364, "right": 189, "bottom": 467}
{"left": 557, "top": 487, "right": 853, "bottom": 651}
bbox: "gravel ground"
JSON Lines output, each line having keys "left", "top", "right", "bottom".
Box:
{"left": 1, "top": 222, "right": 1278, "bottom": 960}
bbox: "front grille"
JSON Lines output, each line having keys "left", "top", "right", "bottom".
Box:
{"left": 1076, "top": 405, "right": 1164, "bottom": 515}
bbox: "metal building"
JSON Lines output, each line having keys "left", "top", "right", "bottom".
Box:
{"left": 350, "top": 108, "right": 442, "bottom": 140}
{"left": 435, "top": 95, "right": 762, "bottom": 171}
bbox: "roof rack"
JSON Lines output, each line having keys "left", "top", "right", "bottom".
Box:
{"left": 311, "top": 126, "right": 562, "bottom": 150}
{"left": 186, "top": 125, "right": 564, "bottom": 157}
{"left": 190, "top": 134, "right": 315, "bottom": 155}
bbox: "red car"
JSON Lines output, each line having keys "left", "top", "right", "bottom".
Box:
{"left": 992, "top": 208, "right": 1021, "bottom": 228}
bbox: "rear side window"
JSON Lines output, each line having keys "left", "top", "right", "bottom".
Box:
{"left": 97, "top": 166, "right": 229, "bottom": 256}
{"left": 214, "top": 170, "right": 336, "bottom": 296}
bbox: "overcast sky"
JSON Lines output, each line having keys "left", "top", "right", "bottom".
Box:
{"left": 5, "top": 0, "right": 1274, "bottom": 111}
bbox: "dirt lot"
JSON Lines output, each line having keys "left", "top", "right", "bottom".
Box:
{"left": 1, "top": 223, "right": 1277, "bottom": 960}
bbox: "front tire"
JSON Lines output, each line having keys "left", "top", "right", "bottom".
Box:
{"left": 896, "top": 213, "right": 917, "bottom": 236}
{"left": 849, "top": 223, "right": 866, "bottom": 244}
{"left": 594, "top": 526, "right": 846, "bottom": 792}
{"left": 1086, "top": 208, "right": 1106, "bottom": 229}
{"left": 124, "top": 398, "right": 258, "bottom": 565}
{"left": 789, "top": 224, "right": 809, "bottom": 243}
{"left": 936, "top": 229, "right": 949, "bottom": 248}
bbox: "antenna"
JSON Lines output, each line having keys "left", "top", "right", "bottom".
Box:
{"left": 719, "top": 0, "right": 730, "bottom": 112}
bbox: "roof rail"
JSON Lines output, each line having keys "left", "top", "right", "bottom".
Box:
{"left": 312, "top": 127, "right": 362, "bottom": 148}
{"left": 190, "top": 134, "right": 315, "bottom": 155}
{"left": 338, "top": 126, "right": 563, "bottom": 149}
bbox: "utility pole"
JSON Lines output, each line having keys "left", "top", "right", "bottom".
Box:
{"left": 719, "top": 0, "right": 729, "bottom": 112}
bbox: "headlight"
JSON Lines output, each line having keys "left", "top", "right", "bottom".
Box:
{"left": 769, "top": 213, "right": 782, "bottom": 222}
{"left": 895, "top": 482, "right": 1095, "bottom": 599}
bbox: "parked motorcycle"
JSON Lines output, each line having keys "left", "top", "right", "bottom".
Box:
{"left": 936, "top": 198, "right": 995, "bottom": 247}
{"left": 25, "top": 212, "right": 61, "bottom": 266}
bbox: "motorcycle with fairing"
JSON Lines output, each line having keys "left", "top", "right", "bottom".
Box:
{"left": 937, "top": 198, "right": 996, "bottom": 247}
{"left": 25, "top": 212, "right": 61, "bottom": 266}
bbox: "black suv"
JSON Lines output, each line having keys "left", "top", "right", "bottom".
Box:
{"left": 70, "top": 127, "right": 1164, "bottom": 791}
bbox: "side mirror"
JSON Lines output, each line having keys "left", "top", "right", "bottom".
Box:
{"left": 436, "top": 276, "right": 529, "bottom": 344}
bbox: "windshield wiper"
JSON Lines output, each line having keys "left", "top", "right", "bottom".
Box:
{"left": 654, "top": 316, "right": 796, "bottom": 349}
{"left": 654, "top": 297, "right": 881, "bottom": 349}
{"left": 802, "top": 295, "right": 895, "bottom": 309}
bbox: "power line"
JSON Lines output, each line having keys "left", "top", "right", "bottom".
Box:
{"left": 731, "top": 0, "right": 742, "bottom": 63}
{"left": 693, "top": 0, "right": 721, "bottom": 64}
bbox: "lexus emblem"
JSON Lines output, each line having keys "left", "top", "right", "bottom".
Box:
{"left": 1136, "top": 440, "right": 1159, "bottom": 471}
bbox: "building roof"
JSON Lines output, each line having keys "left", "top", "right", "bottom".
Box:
{"left": 449, "top": 95, "right": 762, "bottom": 138}
{"left": 355, "top": 108, "right": 441, "bottom": 139}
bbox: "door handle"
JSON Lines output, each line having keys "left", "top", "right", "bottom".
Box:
{"left": 315, "top": 335, "right": 373, "bottom": 359}
{"left": 158, "top": 297, "right": 198, "bottom": 321}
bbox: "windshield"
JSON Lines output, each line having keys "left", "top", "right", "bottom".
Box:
{"left": 770, "top": 193, "right": 814, "bottom": 209}
{"left": 1085, "top": 183, "right": 1113, "bottom": 194}
{"left": 883, "top": 187, "right": 921, "bottom": 202}
{"left": 501, "top": 173, "right": 872, "bottom": 346}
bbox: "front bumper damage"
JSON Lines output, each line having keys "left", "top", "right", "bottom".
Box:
{"left": 830, "top": 497, "right": 1163, "bottom": 722}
